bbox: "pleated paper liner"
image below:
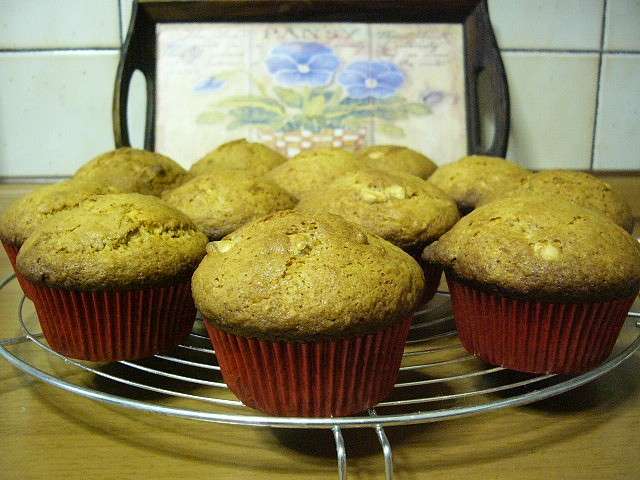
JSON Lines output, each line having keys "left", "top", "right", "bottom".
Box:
{"left": 206, "top": 317, "right": 412, "bottom": 417}
{"left": 29, "top": 280, "right": 196, "bottom": 361}
{"left": 447, "top": 273, "right": 637, "bottom": 374}
{"left": 2, "top": 241, "right": 35, "bottom": 298}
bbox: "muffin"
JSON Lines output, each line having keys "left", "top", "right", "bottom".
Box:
{"left": 428, "top": 155, "right": 531, "bottom": 212}
{"left": 297, "top": 169, "right": 459, "bottom": 302}
{"left": 192, "top": 210, "right": 424, "bottom": 416}
{"left": 74, "top": 147, "right": 186, "bottom": 195}
{"left": 189, "top": 139, "right": 286, "bottom": 177}
{"left": 17, "top": 193, "right": 208, "bottom": 361}
{"left": 479, "top": 169, "right": 634, "bottom": 232}
{"left": 0, "top": 179, "right": 119, "bottom": 296}
{"left": 357, "top": 145, "right": 437, "bottom": 179}
{"left": 265, "top": 147, "right": 361, "bottom": 199}
{"left": 423, "top": 196, "right": 640, "bottom": 374}
{"left": 162, "top": 170, "right": 296, "bottom": 240}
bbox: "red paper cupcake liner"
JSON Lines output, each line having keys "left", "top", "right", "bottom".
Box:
{"left": 2, "top": 241, "right": 35, "bottom": 298}
{"left": 206, "top": 318, "right": 411, "bottom": 417}
{"left": 447, "top": 274, "right": 637, "bottom": 374}
{"left": 29, "top": 281, "right": 196, "bottom": 361}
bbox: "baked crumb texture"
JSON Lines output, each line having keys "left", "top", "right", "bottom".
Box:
{"left": 193, "top": 210, "right": 425, "bottom": 340}
{"left": 428, "top": 155, "right": 531, "bottom": 210}
{"left": 357, "top": 145, "right": 437, "bottom": 179}
{"left": 189, "top": 139, "right": 286, "bottom": 177}
{"left": 266, "top": 147, "right": 361, "bottom": 199}
{"left": 297, "top": 169, "right": 459, "bottom": 251}
{"left": 17, "top": 193, "right": 208, "bottom": 290}
{"left": 74, "top": 147, "right": 186, "bottom": 196}
{"left": 423, "top": 196, "right": 640, "bottom": 301}
{"left": 163, "top": 170, "right": 296, "bottom": 240}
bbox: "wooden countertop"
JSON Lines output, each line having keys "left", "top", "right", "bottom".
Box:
{"left": 1, "top": 178, "right": 639, "bottom": 480}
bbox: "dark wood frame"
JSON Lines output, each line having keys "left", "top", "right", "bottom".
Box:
{"left": 114, "top": 0, "right": 510, "bottom": 158}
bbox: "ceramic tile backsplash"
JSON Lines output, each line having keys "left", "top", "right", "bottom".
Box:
{"left": 1, "top": 1, "right": 639, "bottom": 177}
{"left": 120, "top": 0, "right": 135, "bottom": 41}
{"left": 593, "top": 54, "right": 640, "bottom": 170}
{"left": 488, "top": 0, "right": 604, "bottom": 50}
{"left": 0, "top": 0, "right": 121, "bottom": 49}
{"left": 604, "top": 0, "right": 640, "bottom": 51}
{"left": 0, "top": 51, "right": 119, "bottom": 176}
{"left": 502, "top": 52, "right": 599, "bottom": 170}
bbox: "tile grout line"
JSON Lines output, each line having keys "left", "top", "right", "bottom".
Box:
{"left": 590, "top": 0, "right": 608, "bottom": 171}
{"left": 2, "top": 46, "right": 638, "bottom": 55}
{"left": 117, "top": 0, "right": 124, "bottom": 45}
{"left": 0, "top": 47, "right": 120, "bottom": 54}
{"left": 501, "top": 49, "right": 640, "bottom": 55}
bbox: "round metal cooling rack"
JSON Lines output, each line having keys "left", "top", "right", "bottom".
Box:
{"left": 1, "top": 273, "right": 639, "bottom": 480}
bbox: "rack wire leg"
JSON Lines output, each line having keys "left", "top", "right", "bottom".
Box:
{"left": 375, "top": 425, "right": 394, "bottom": 480}
{"left": 332, "top": 426, "right": 347, "bottom": 480}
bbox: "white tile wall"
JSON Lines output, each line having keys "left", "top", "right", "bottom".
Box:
{"left": 0, "top": 0, "right": 121, "bottom": 50}
{"left": 488, "top": 0, "right": 604, "bottom": 50}
{"left": 0, "top": 51, "right": 119, "bottom": 176}
{"left": 604, "top": 0, "right": 640, "bottom": 51}
{"left": 503, "top": 52, "right": 599, "bottom": 170}
{"left": 593, "top": 54, "right": 640, "bottom": 170}
{"left": 120, "top": 0, "right": 135, "bottom": 41}
{"left": 0, "top": 0, "right": 638, "bottom": 177}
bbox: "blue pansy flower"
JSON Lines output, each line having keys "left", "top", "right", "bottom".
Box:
{"left": 194, "top": 76, "right": 225, "bottom": 93}
{"left": 339, "top": 61, "right": 405, "bottom": 99}
{"left": 266, "top": 42, "right": 339, "bottom": 87}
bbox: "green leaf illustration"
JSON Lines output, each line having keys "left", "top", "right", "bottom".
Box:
{"left": 303, "top": 94, "right": 326, "bottom": 117}
{"left": 196, "top": 110, "right": 226, "bottom": 124}
{"left": 227, "top": 106, "right": 284, "bottom": 129}
{"left": 273, "top": 87, "right": 304, "bottom": 108}
{"left": 405, "top": 103, "right": 431, "bottom": 115}
{"left": 217, "top": 96, "right": 286, "bottom": 115}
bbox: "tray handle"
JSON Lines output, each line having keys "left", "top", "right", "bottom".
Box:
{"left": 464, "top": 0, "right": 510, "bottom": 157}
{"left": 113, "top": 0, "right": 156, "bottom": 149}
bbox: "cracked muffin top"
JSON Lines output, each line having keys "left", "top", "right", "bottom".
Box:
{"left": 357, "top": 145, "right": 438, "bottom": 179}
{"left": 162, "top": 170, "right": 296, "bottom": 240}
{"left": 479, "top": 169, "right": 634, "bottom": 232}
{"left": 422, "top": 196, "right": 640, "bottom": 301}
{"left": 17, "top": 193, "right": 207, "bottom": 290}
{"left": 296, "top": 169, "right": 459, "bottom": 252}
{"left": 74, "top": 147, "right": 186, "bottom": 196}
{"left": 265, "top": 148, "right": 361, "bottom": 199}
{"left": 189, "top": 139, "right": 286, "bottom": 177}
{"left": 0, "top": 179, "right": 121, "bottom": 246}
{"left": 428, "top": 155, "right": 531, "bottom": 211}
{"left": 192, "top": 210, "right": 425, "bottom": 340}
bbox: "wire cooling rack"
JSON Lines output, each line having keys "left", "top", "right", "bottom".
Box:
{"left": 1, "top": 273, "right": 639, "bottom": 480}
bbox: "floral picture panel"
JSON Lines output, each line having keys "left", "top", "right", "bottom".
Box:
{"left": 155, "top": 22, "right": 466, "bottom": 168}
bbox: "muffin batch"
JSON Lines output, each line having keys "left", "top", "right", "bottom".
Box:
{"left": 1, "top": 140, "right": 638, "bottom": 417}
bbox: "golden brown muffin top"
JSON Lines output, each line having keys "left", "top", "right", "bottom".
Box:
{"left": 189, "top": 139, "right": 286, "bottom": 177}
{"left": 357, "top": 145, "right": 437, "bottom": 179}
{"left": 480, "top": 170, "right": 634, "bottom": 232}
{"left": 265, "top": 147, "right": 361, "bottom": 199}
{"left": 74, "top": 147, "right": 186, "bottom": 196}
{"left": 423, "top": 196, "right": 640, "bottom": 301}
{"left": 0, "top": 179, "right": 121, "bottom": 246}
{"left": 162, "top": 170, "right": 296, "bottom": 240}
{"left": 428, "top": 155, "right": 531, "bottom": 211}
{"left": 17, "top": 193, "right": 207, "bottom": 290}
{"left": 297, "top": 169, "right": 459, "bottom": 252}
{"left": 192, "top": 210, "right": 425, "bottom": 340}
